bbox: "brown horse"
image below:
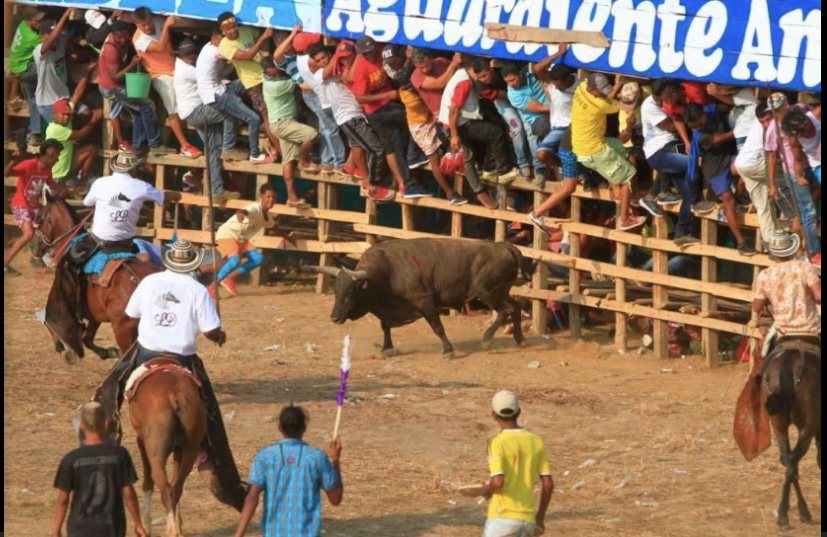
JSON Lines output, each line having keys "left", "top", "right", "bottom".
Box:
{"left": 762, "top": 338, "right": 821, "bottom": 530}
{"left": 128, "top": 359, "right": 207, "bottom": 537}
{"left": 34, "top": 193, "right": 160, "bottom": 362}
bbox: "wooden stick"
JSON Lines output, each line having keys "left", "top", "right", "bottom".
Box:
{"left": 332, "top": 406, "right": 343, "bottom": 440}
{"left": 204, "top": 126, "right": 221, "bottom": 318}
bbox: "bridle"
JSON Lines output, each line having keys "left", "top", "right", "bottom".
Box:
{"left": 34, "top": 199, "right": 92, "bottom": 259}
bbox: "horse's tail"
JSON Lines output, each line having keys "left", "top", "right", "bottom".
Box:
{"left": 765, "top": 356, "right": 795, "bottom": 417}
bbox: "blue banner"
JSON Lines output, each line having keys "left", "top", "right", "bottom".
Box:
{"left": 323, "top": 0, "right": 821, "bottom": 92}
{"left": 23, "top": 0, "right": 324, "bottom": 32}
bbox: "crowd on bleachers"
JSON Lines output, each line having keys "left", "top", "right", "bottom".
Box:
{"left": 6, "top": 6, "right": 821, "bottom": 271}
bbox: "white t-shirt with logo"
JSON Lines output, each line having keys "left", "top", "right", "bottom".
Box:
{"left": 215, "top": 201, "right": 276, "bottom": 242}
{"left": 799, "top": 112, "right": 821, "bottom": 169}
{"left": 547, "top": 76, "right": 580, "bottom": 129}
{"left": 126, "top": 270, "right": 221, "bottom": 356}
{"left": 173, "top": 58, "right": 203, "bottom": 121}
{"left": 83, "top": 173, "right": 165, "bottom": 241}
{"left": 641, "top": 96, "right": 680, "bottom": 159}
{"left": 196, "top": 42, "right": 226, "bottom": 105}
{"left": 312, "top": 69, "right": 365, "bottom": 126}
{"left": 734, "top": 118, "right": 766, "bottom": 172}
{"left": 33, "top": 33, "right": 70, "bottom": 106}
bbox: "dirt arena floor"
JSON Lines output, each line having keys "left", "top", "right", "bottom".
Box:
{"left": 3, "top": 268, "right": 821, "bottom": 537}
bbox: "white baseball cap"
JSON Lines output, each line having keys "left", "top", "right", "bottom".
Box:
{"left": 492, "top": 391, "right": 520, "bottom": 418}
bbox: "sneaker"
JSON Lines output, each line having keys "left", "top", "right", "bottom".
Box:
{"left": 738, "top": 242, "right": 757, "bottom": 257}
{"left": 497, "top": 168, "right": 519, "bottom": 185}
{"left": 4, "top": 265, "right": 21, "bottom": 277}
{"left": 407, "top": 155, "right": 429, "bottom": 169}
{"left": 180, "top": 144, "right": 202, "bottom": 158}
{"left": 692, "top": 201, "right": 718, "bottom": 215}
{"left": 527, "top": 212, "right": 550, "bottom": 233}
{"left": 811, "top": 253, "right": 821, "bottom": 267}
{"left": 618, "top": 215, "right": 647, "bottom": 231}
{"left": 448, "top": 194, "right": 469, "bottom": 206}
{"left": 533, "top": 175, "right": 547, "bottom": 189}
{"left": 519, "top": 167, "right": 533, "bottom": 179}
{"left": 639, "top": 197, "right": 665, "bottom": 217}
{"left": 207, "top": 284, "right": 218, "bottom": 301}
{"left": 366, "top": 184, "right": 396, "bottom": 202}
{"left": 220, "top": 279, "right": 239, "bottom": 296}
{"left": 480, "top": 170, "right": 498, "bottom": 181}
{"left": 250, "top": 154, "right": 272, "bottom": 165}
{"left": 402, "top": 185, "right": 433, "bottom": 199}
{"left": 656, "top": 192, "right": 682, "bottom": 206}
{"left": 26, "top": 133, "right": 43, "bottom": 146}
{"left": 212, "top": 190, "right": 241, "bottom": 205}
{"left": 674, "top": 235, "right": 701, "bottom": 246}
{"left": 149, "top": 145, "right": 176, "bottom": 154}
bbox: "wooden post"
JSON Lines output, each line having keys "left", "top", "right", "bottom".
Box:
{"left": 450, "top": 176, "right": 464, "bottom": 239}
{"left": 152, "top": 164, "right": 166, "bottom": 245}
{"left": 495, "top": 185, "right": 507, "bottom": 243}
{"left": 614, "top": 218, "right": 628, "bottom": 351}
{"left": 568, "top": 197, "right": 582, "bottom": 340}
{"left": 365, "top": 198, "right": 378, "bottom": 246}
{"left": 651, "top": 216, "right": 670, "bottom": 358}
{"left": 315, "top": 181, "right": 333, "bottom": 294}
{"left": 531, "top": 189, "right": 548, "bottom": 335}
{"left": 701, "top": 219, "right": 719, "bottom": 367}
{"left": 251, "top": 174, "right": 268, "bottom": 286}
{"left": 401, "top": 202, "right": 414, "bottom": 232}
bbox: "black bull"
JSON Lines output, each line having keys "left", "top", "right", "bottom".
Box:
{"left": 307, "top": 239, "right": 528, "bottom": 358}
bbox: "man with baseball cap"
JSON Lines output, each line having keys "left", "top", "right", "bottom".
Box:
{"left": 44, "top": 88, "right": 103, "bottom": 188}
{"left": 481, "top": 391, "right": 554, "bottom": 537}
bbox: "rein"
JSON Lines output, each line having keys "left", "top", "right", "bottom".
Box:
{"left": 28, "top": 206, "right": 95, "bottom": 294}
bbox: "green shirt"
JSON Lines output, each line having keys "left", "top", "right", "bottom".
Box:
{"left": 45, "top": 121, "right": 74, "bottom": 179}
{"left": 262, "top": 77, "right": 297, "bottom": 122}
{"left": 9, "top": 21, "right": 42, "bottom": 74}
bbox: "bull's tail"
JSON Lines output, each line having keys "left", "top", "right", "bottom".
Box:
{"left": 764, "top": 357, "right": 795, "bottom": 417}
{"left": 504, "top": 243, "right": 532, "bottom": 282}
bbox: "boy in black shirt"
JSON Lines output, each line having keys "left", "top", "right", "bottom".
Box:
{"left": 51, "top": 402, "right": 147, "bottom": 537}
{"left": 684, "top": 103, "right": 757, "bottom": 256}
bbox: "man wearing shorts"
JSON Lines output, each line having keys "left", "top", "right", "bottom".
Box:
{"left": 132, "top": 7, "right": 202, "bottom": 158}
{"left": 571, "top": 73, "right": 646, "bottom": 231}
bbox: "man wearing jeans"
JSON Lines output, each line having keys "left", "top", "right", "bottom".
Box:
{"left": 174, "top": 39, "right": 240, "bottom": 204}
{"left": 7, "top": 6, "right": 45, "bottom": 145}
{"left": 641, "top": 80, "right": 696, "bottom": 244}
{"left": 481, "top": 391, "right": 554, "bottom": 537}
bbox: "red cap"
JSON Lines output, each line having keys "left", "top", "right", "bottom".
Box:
{"left": 53, "top": 99, "right": 73, "bottom": 115}
{"left": 293, "top": 32, "right": 321, "bottom": 54}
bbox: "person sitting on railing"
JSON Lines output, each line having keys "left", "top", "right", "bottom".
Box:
{"left": 752, "top": 230, "right": 821, "bottom": 358}
{"left": 132, "top": 7, "right": 202, "bottom": 159}
{"left": 32, "top": 9, "right": 75, "bottom": 124}
{"left": 3, "top": 139, "right": 69, "bottom": 276}
{"left": 7, "top": 6, "right": 46, "bottom": 145}
{"left": 684, "top": 103, "right": 757, "bottom": 256}
{"left": 98, "top": 20, "right": 171, "bottom": 155}
{"left": 531, "top": 46, "right": 574, "bottom": 187}
{"left": 571, "top": 73, "right": 646, "bottom": 232}
{"left": 44, "top": 92, "right": 103, "bottom": 190}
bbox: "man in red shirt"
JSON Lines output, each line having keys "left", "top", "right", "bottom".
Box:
{"left": 3, "top": 139, "right": 68, "bottom": 275}
{"left": 351, "top": 36, "right": 431, "bottom": 199}
{"left": 410, "top": 48, "right": 463, "bottom": 118}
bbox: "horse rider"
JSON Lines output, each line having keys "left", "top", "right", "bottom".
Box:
{"left": 95, "top": 239, "right": 246, "bottom": 506}
{"left": 752, "top": 230, "right": 821, "bottom": 362}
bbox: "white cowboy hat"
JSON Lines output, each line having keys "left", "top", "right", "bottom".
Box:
{"left": 766, "top": 230, "right": 801, "bottom": 258}
{"left": 162, "top": 239, "right": 205, "bottom": 273}
{"left": 110, "top": 147, "right": 144, "bottom": 174}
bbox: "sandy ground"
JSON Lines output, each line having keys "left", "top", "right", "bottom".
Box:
{"left": 3, "top": 267, "right": 821, "bottom": 537}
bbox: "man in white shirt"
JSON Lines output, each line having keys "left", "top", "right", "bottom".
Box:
{"left": 528, "top": 45, "right": 572, "bottom": 186}
{"left": 734, "top": 102, "right": 776, "bottom": 245}
{"left": 173, "top": 39, "right": 239, "bottom": 204}
{"left": 32, "top": 10, "right": 74, "bottom": 123}
{"left": 196, "top": 28, "right": 268, "bottom": 164}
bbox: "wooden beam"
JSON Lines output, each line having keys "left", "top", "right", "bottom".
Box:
{"left": 174, "top": 192, "right": 369, "bottom": 224}
{"left": 568, "top": 197, "right": 582, "bottom": 340}
{"left": 652, "top": 216, "right": 670, "bottom": 359}
{"left": 701, "top": 219, "right": 720, "bottom": 368}
{"left": 485, "top": 23, "right": 610, "bottom": 49}
{"left": 532, "top": 189, "right": 548, "bottom": 336}
{"left": 154, "top": 227, "right": 368, "bottom": 253}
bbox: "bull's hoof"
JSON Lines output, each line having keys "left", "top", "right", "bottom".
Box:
{"left": 481, "top": 341, "right": 493, "bottom": 352}
{"left": 800, "top": 511, "right": 814, "bottom": 524}
{"left": 442, "top": 351, "right": 455, "bottom": 360}
{"left": 776, "top": 514, "right": 791, "bottom": 530}
{"left": 382, "top": 348, "right": 400, "bottom": 359}
{"left": 61, "top": 350, "right": 79, "bottom": 365}
{"left": 106, "top": 347, "right": 121, "bottom": 359}
{"left": 516, "top": 338, "right": 528, "bottom": 348}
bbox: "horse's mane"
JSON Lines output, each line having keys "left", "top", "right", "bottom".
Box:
{"left": 50, "top": 195, "right": 81, "bottom": 225}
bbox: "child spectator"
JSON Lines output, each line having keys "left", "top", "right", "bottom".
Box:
{"left": 44, "top": 92, "right": 103, "bottom": 188}
{"left": 262, "top": 55, "right": 319, "bottom": 208}
{"left": 32, "top": 10, "right": 74, "bottom": 123}
{"left": 98, "top": 20, "right": 168, "bottom": 153}
{"left": 533, "top": 47, "right": 577, "bottom": 185}
{"left": 51, "top": 402, "right": 148, "bottom": 537}
{"left": 212, "top": 183, "right": 295, "bottom": 298}
{"left": 132, "top": 7, "right": 202, "bottom": 158}
{"left": 684, "top": 103, "right": 756, "bottom": 256}
{"left": 7, "top": 6, "right": 45, "bottom": 144}
{"left": 571, "top": 73, "right": 646, "bottom": 231}
{"left": 216, "top": 13, "right": 280, "bottom": 159}
{"left": 3, "top": 139, "right": 68, "bottom": 275}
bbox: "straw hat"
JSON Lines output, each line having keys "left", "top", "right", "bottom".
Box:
{"left": 766, "top": 230, "right": 801, "bottom": 258}
{"left": 162, "top": 239, "right": 204, "bottom": 273}
{"left": 618, "top": 82, "right": 641, "bottom": 112}
{"left": 110, "top": 147, "right": 143, "bottom": 173}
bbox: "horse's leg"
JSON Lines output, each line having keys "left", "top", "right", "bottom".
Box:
{"left": 817, "top": 429, "right": 821, "bottom": 471}
{"left": 82, "top": 319, "right": 119, "bottom": 360}
{"left": 171, "top": 445, "right": 198, "bottom": 537}
{"left": 143, "top": 435, "right": 175, "bottom": 537}
{"left": 136, "top": 437, "right": 154, "bottom": 535}
{"left": 773, "top": 418, "right": 794, "bottom": 529}
{"left": 789, "top": 428, "right": 815, "bottom": 524}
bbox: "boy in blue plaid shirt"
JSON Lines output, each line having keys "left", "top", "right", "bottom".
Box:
{"left": 234, "top": 405, "right": 343, "bottom": 537}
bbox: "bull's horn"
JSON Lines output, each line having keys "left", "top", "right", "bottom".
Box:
{"left": 302, "top": 265, "right": 342, "bottom": 277}
{"left": 343, "top": 267, "right": 369, "bottom": 280}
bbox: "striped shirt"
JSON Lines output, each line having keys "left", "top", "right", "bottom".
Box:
{"left": 276, "top": 54, "right": 304, "bottom": 84}
{"left": 249, "top": 439, "right": 340, "bottom": 537}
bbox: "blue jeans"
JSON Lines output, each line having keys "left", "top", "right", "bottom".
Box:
{"left": 537, "top": 126, "right": 568, "bottom": 154}
{"left": 647, "top": 148, "right": 693, "bottom": 236}
{"left": 100, "top": 86, "right": 161, "bottom": 148}
{"left": 136, "top": 344, "right": 193, "bottom": 369}
{"left": 367, "top": 102, "right": 415, "bottom": 189}
{"left": 495, "top": 99, "right": 530, "bottom": 170}
{"left": 637, "top": 255, "right": 700, "bottom": 279}
{"left": 17, "top": 61, "right": 42, "bottom": 135}
{"left": 213, "top": 80, "right": 261, "bottom": 158}
{"left": 186, "top": 104, "right": 232, "bottom": 196}
{"left": 302, "top": 91, "right": 346, "bottom": 167}
{"left": 524, "top": 122, "right": 545, "bottom": 175}
{"left": 790, "top": 175, "right": 819, "bottom": 256}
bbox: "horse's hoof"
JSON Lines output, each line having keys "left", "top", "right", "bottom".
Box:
{"left": 777, "top": 516, "right": 791, "bottom": 530}
{"left": 481, "top": 341, "right": 493, "bottom": 352}
{"left": 800, "top": 513, "right": 814, "bottom": 524}
{"left": 106, "top": 347, "right": 120, "bottom": 359}
{"left": 382, "top": 348, "right": 399, "bottom": 359}
{"left": 61, "top": 350, "right": 78, "bottom": 365}
{"left": 443, "top": 351, "right": 455, "bottom": 360}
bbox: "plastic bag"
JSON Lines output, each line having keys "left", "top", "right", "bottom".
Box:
{"left": 440, "top": 150, "right": 465, "bottom": 176}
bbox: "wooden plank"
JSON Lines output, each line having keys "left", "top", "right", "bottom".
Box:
{"left": 568, "top": 197, "right": 582, "bottom": 340}
{"left": 152, "top": 164, "right": 165, "bottom": 245}
{"left": 495, "top": 186, "right": 507, "bottom": 243}
{"left": 154, "top": 227, "right": 368, "bottom": 253}
{"left": 251, "top": 175, "right": 268, "bottom": 286}
{"left": 175, "top": 192, "right": 369, "bottom": 224}
{"left": 614, "top": 217, "right": 628, "bottom": 352}
{"left": 316, "top": 182, "right": 333, "bottom": 294}
{"left": 531, "top": 189, "right": 548, "bottom": 335}
{"left": 451, "top": 175, "right": 464, "bottom": 240}
{"left": 485, "top": 23, "right": 610, "bottom": 49}
{"left": 652, "top": 217, "right": 670, "bottom": 359}
{"left": 701, "top": 219, "right": 719, "bottom": 368}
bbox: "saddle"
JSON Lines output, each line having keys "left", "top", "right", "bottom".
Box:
{"left": 89, "top": 258, "right": 132, "bottom": 287}
{"left": 125, "top": 357, "right": 203, "bottom": 400}
{"left": 762, "top": 335, "right": 821, "bottom": 377}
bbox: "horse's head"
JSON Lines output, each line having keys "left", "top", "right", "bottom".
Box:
{"left": 33, "top": 191, "right": 82, "bottom": 262}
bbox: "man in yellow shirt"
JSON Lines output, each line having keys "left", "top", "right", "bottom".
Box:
{"left": 572, "top": 73, "right": 646, "bottom": 232}
{"left": 481, "top": 391, "right": 554, "bottom": 537}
